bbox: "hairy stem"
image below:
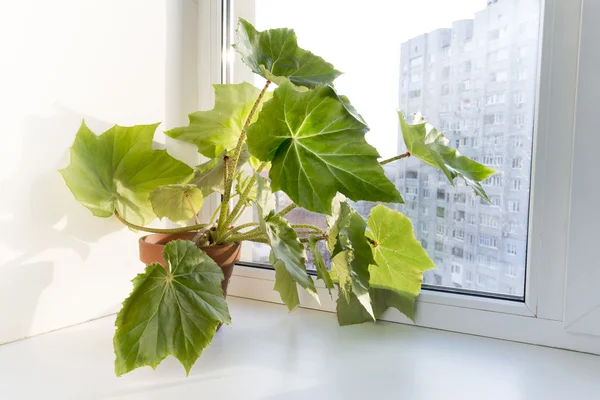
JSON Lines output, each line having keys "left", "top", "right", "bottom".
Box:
{"left": 291, "top": 224, "right": 325, "bottom": 236}
{"left": 184, "top": 193, "right": 201, "bottom": 225}
{"left": 223, "top": 162, "right": 268, "bottom": 230}
{"left": 380, "top": 151, "right": 411, "bottom": 166}
{"left": 275, "top": 203, "right": 297, "bottom": 217}
{"left": 218, "top": 81, "right": 271, "bottom": 236}
{"left": 114, "top": 210, "right": 206, "bottom": 234}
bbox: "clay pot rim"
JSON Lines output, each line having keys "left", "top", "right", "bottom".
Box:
{"left": 138, "top": 233, "right": 242, "bottom": 250}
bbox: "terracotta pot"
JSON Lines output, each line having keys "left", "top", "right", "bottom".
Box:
{"left": 138, "top": 232, "right": 241, "bottom": 298}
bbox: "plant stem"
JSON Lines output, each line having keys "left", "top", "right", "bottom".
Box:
{"left": 228, "top": 229, "right": 268, "bottom": 243}
{"left": 114, "top": 210, "right": 206, "bottom": 234}
{"left": 379, "top": 151, "right": 411, "bottom": 165}
{"left": 217, "top": 80, "right": 271, "bottom": 236}
{"left": 300, "top": 236, "right": 325, "bottom": 243}
{"left": 184, "top": 193, "right": 201, "bottom": 225}
{"left": 223, "top": 161, "right": 268, "bottom": 230}
{"left": 216, "top": 221, "right": 260, "bottom": 243}
{"left": 275, "top": 203, "right": 297, "bottom": 217}
{"left": 291, "top": 224, "right": 325, "bottom": 236}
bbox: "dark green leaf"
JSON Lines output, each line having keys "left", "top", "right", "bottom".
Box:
{"left": 399, "top": 112, "right": 497, "bottom": 200}
{"left": 233, "top": 18, "right": 341, "bottom": 88}
{"left": 114, "top": 240, "right": 230, "bottom": 376}
{"left": 60, "top": 122, "right": 193, "bottom": 226}
{"left": 336, "top": 287, "right": 415, "bottom": 326}
{"left": 165, "top": 83, "right": 271, "bottom": 158}
{"left": 247, "top": 82, "right": 402, "bottom": 214}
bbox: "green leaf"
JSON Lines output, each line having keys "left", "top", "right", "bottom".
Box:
{"left": 191, "top": 148, "right": 251, "bottom": 196}
{"left": 367, "top": 205, "right": 436, "bottom": 297}
{"left": 60, "top": 122, "right": 193, "bottom": 226}
{"left": 258, "top": 210, "right": 319, "bottom": 309}
{"left": 235, "top": 172, "right": 257, "bottom": 207}
{"left": 247, "top": 82, "right": 402, "bottom": 214}
{"left": 270, "top": 251, "right": 300, "bottom": 312}
{"left": 114, "top": 240, "right": 230, "bottom": 376}
{"left": 399, "top": 112, "right": 497, "bottom": 200}
{"left": 149, "top": 184, "right": 203, "bottom": 225}
{"left": 336, "top": 288, "right": 415, "bottom": 326}
{"left": 307, "top": 234, "right": 334, "bottom": 294}
{"left": 165, "top": 83, "right": 271, "bottom": 158}
{"left": 327, "top": 201, "right": 376, "bottom": 319}
{"left": 233, "top": 18, "right": 341, "bottom": 88}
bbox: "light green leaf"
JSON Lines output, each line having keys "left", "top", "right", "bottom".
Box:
{"left": 367, "top": 205, "right": 436, "bottom": 297}
{"left": 149, "top": 184, "right": 203, "bottom": 225}
{"left": 233, "top": 18, "right": 341, "bottom": 88}
{"left": 336, "top": 288, "right": 415, "bottom": 326}
{"left": 399, "top": 112, "right": 497, "bottom": 200}
{"left": 270, "top": 252, "right": 300, "bottom": 312}
{"left": 114, "top": 240, "right": 230, "bottom": 376}
{"left": 308, "top": 234, "right": 334, "bottom": 295}
{"left": 191, "top": 149, "right": 251, "bottom": 196}
{"left": 165, "top": 83, "right": 271, "bottom": 158}
{"left": 258, "top": 210, "right": 319, "bottom": 308}
{"left": 247, "top": 82, "right": 402, "bottom": 214}
{"left": 327, "top": 201, "right": 375, "bottom": 319}
{"left": 60, "top": 122, "right": 193, "bottom": 226}
{"left": 235, "top": 172, "right": 257, "bottom": 207}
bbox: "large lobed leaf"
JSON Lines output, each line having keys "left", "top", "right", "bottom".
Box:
{"left": 255, "top": 175, "right": 319, "bottom": 310}
{"left": 336, "top": 288, "right": 416, "bottom": 326}
{"left": 234, "top": 18, "right": 341, "bottom": 88}
{"left": 327, "top": 200, "right": 376, "bottom": 319}
{"left": 60, "top": 122, "right": 193, "bottom": 226}
{"left": 247, "top": 82, "right": 402, "bottom": 214}
{"left": 149, "top": 184, "right": 203, "bottom": 225}
{"left": 399, "top": 112, "right": 497, "bottom": 200}
{"left": 165, "top": 83, "right": 271, "bottom": 158}
{"left": 114, "top": 240, "right": 231, "bottom": 376}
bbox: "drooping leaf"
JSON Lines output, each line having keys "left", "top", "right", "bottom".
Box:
{"left": 114, "top": 240, "right": 230, "bottom": 376}
{"left": 60, "top": 122, "right": 193, "bottom": 226}
{"left": 367, "top": 205, "right": 436, "bottom": 298}
{"left": 270, "top": 251, "right": 300, "bottom": 312}
{"left": 307, "top": 234, "right": 334, "bottom": 295}
{"left": 149, "top": 184, "right": 203, "bottom": 225}
{"left": 399, "top": 112, "right": 497, "bottom": 200}
{"left": 336, "top": 288, "right": 415, "bottom": 326}
{"left": 233, "top": 18, "right": 341, "bottom": 88}
{"left": 235, "top": 172, "right": 257, "bottom": 207}
{"left": 247, "top": 82, "right": 402, "bottom": 214}
{"left": 327, "top": 201, "right": 376, "bottom": 319}
{"left": 165, "top": 83, "right": 271, "bottom": 158}
{"left": 190, "top": 148, "right": 251, "bottom": 196}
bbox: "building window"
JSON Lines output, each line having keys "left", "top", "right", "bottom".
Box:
{"left": 490, "top": 71, "right": 508, "bottom": 82}
{"left": 408, "top": 89, "right": 421, "bottom": 98}
{"left": 441, "top": 46, "right": 451, "bottom": 58}
{"left": 436, "top": 206, "right": 445, "bottom": 218}
{"left": 472, "top": 137, "right": 480, "bottom": 148}
{"left": 464, "top": 60, "right": 472, "bottom": 73}
{"left": 467, "top": 234, "right": 475, "bottom": 245}
{"left": 442, "top": 66, "right": 450, "bottom": 78}
{"left": 410, "top": 56, "right": 422, "bottom": 67}
{"left": 482, "top": 155, "right": 503, "bottom": 166}
{"left": 486, "top": 92, "right": 506, "bottom": 105}
{"left": 480, "top": 214, "right": 499, "bottom": 228}
{"left": 477, "top": 274, "right": 485, "bottom": 285}
{"left": 452, "top": 247, "right": 464, "bottom": 258}
{"left": 483, "top": 175, "right": 502, "bottom": 186}
{"left": 422, "top": 206, "right": 429, "bottom": 216}
{"left": 508, "top": 220, "right": 518, "bottom": 233}
{"left": 406, "top": 186, "right": 419, "bottom": 195}
{"left": 441, "top": 84, "right": 450, "bottom": 96}
{"left": 514, "top": 91, "right": 525, "bottom": 104}
{"left": 506, "top": 243, "right": 517, "bottom": 256}
{"left": 459, "top": 79, "right": 471, "bottom": 92}
{"left": 421, "top": 239, "right": 428, "bottom": 249}
{"left": 437, "top": 189, "right": 446, "bottom": 200}
{"left": 506, "top": 264, "right": 517, "bottom": 277}
{"left": 451, "top": 263, "right": 462, "bottom": 274}
{"left": 508, "top": 200, "right": 520, "bottom": 213}
{"left": 512, "top": 157, "right": 523, "bottom": 169}
{"left": 511, "top": 179, "right": 522, "bottom": 191}
{"left": 479, "top": 235, "right": 498, "bottom": 248}
{"left": 406, "top": 170, "right": 418, "bottom": 179}
{"left": 468, "top": 214, "right": 476, "bottom": 225}
{"left": 514, "top": 114, "right": 526, "bottom": 128}
{"left": 420, "top": 221, "right": 428, "bottom": 233}
{"left": 512, "top": 135, "right": 524, "bottom": 147}
{"left": 454, "top": 210, "right": 465, "bottom": 222}
{"left": 453, "top": 229, "right": 465, "bottom": 240}
{"left": 484, "top": 113, "right": 505, "bottom": 125}
{"left": 465, "top": 271, "right": 473, "bottom": 282}
{"left": 435, "top": 241, "right": 444, "bottom": 252}
{"left": 437, "top": 225, "right": 446, "bottom": 235}
{"left": 454, "top": 193, "right": 466, "bottom": 203}
{"left": 518, "top": 68, "right": 528, "bottom": 80}
{"left": 408, "top": 201, "right": 417, "bottom": 211}
{"left": 410, "top": 72, "right": 421, "bottom": 83}
{"left": 423, "top": 188, "right": 430, "bottom": 199}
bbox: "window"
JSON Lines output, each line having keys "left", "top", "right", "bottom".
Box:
{"left": 441, "top": 84, "right": 450, "bottom": 96}
{"left": 490, "top": 71, "right": 508, "bottom": 82}
{"left": 512, "top": 135, "right": 524, "bottom": 147}
{"left": 484, "top": 113, "right": 505, "bottom": 125}
{"left": 435, "top": 241, "right": 444, "bottom": 252}
{"left": 442, "top": 66, "right": 450, "bottom": 78}
{"left": 454, "top": 193, "right": 466, "bottom": 203}
{"left": 421, "top": 239, "right": 428, "bottom": 249}
{"left": 464, "top": 60, "right": 472, "bottom": 73}
{"left": 468, "top": 214, "right": 476, "bottom": 225}
{"left": 479, "top": 235, "right": 498, "bottom": 248}
{"left": 437, "top": 225, "right": 446, "bottom": 235}
{"left": 436, "top": 207, "right": 445, "bottom": 218}
{"left": 453, "top": 210, "right": 465, "bottom": 222}
{"left": 511, "top": 179, "right": 522, "bottom": 191}
{"left": 517, "top": 68, "right": 528, "bottom": 80}
{"left": 410, "top": 72, "right": 421, "bottom": 83}
{"left": 441, "top": 46, "right": 451, "bottom": 58}
{"left": 422, "top": 206, "right": 429, "bottom": 216}
{"left": 508, "top": 200, "right": 520, "bottom": 213}
{"left": 472, "top": 137, "right": 480, "bottom": 148}
{"left": 514, "top": 91, "right": 525, "bottom": 104}
{"left": 453, "top": 229, "right": 465, "bottom": 240}
{"left": 422, "top": 188, "right": 430, "bottom": 199}
{"left": 410, "top": 56, "right": 422, "bottom": 67}
{"left": 486, "top": 92, "right": 506, "bottom": 105}
{"left": 465, "top": 271, "right": 473, "bottom": 282}
{"left": 452, "top": 247, "right": 464, "bottom": 258}
{"left": 406, "top": 170, "right": 418, "bottom": 179}
{"left": 507, "top": 243, "right": 517, "bottom": 256}
{"left": 437, "top": 189, "right": 445, "bottom": 200}
{"left": 480, "top": 214, "right": 499, "bottom": 228}
{"left": 483, "top": 175, "right": 502, "bottom": 186}
{"left": 506, "top": 264, "right": 517, "bottom": 277}
{"left": 420, "top": 221, "right": 428, "bottom": 233}
{"left": 406, "top": 186, "right": 419, "bottom": 195}
{"left": 459, "top": 79, "right": 471, "bottom": 92}
{"left": 513, "top": 114, "right": 526, "bottom": 128}
{"left": 408, "top": 89, "right": 421, "bottom": 98}
{"left": 489, "top": 49, "right": 509, "bottom": 62}
{"left": 451, "top": 263, "right": 462, "bottom": 274}
{"left": 467, "top": 234, "right": 475, "bottom": 245}
{"left": 512, "top": 157, "right": 523, "bottom": 169}
{"left": 477, "top": 274, "right": 485, "bottom": 285}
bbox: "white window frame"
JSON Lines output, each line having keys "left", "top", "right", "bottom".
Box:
{"left": 191, "top": 0, "right": 600, "bottom": 354}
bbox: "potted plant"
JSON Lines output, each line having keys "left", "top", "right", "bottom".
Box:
{"left": 60, "top": 18, "right": 497, "bottom": 376}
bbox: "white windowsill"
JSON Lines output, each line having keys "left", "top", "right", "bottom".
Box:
{"left": 1, "top": 297, "right": 598, "bottom": 399}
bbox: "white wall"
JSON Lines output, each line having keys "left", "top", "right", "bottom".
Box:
{"left": 0, "top": 0, "right": 198, "bottom": 343}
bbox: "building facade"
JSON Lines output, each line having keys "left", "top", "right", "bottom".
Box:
{"left": 396, "top": 0, "right": 541, "bottom": 296}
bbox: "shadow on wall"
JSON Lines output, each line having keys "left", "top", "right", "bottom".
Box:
{"left": 0, "top": 105, "right": 124, "bottom": 343}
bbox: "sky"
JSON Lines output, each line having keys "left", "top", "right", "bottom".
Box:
{"left": 253, "top": 0, "right": 487, "bottom": 158}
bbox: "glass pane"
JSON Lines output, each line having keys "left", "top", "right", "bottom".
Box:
{"left": 237, "top": 0, "right": 542, "bottom": 298}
